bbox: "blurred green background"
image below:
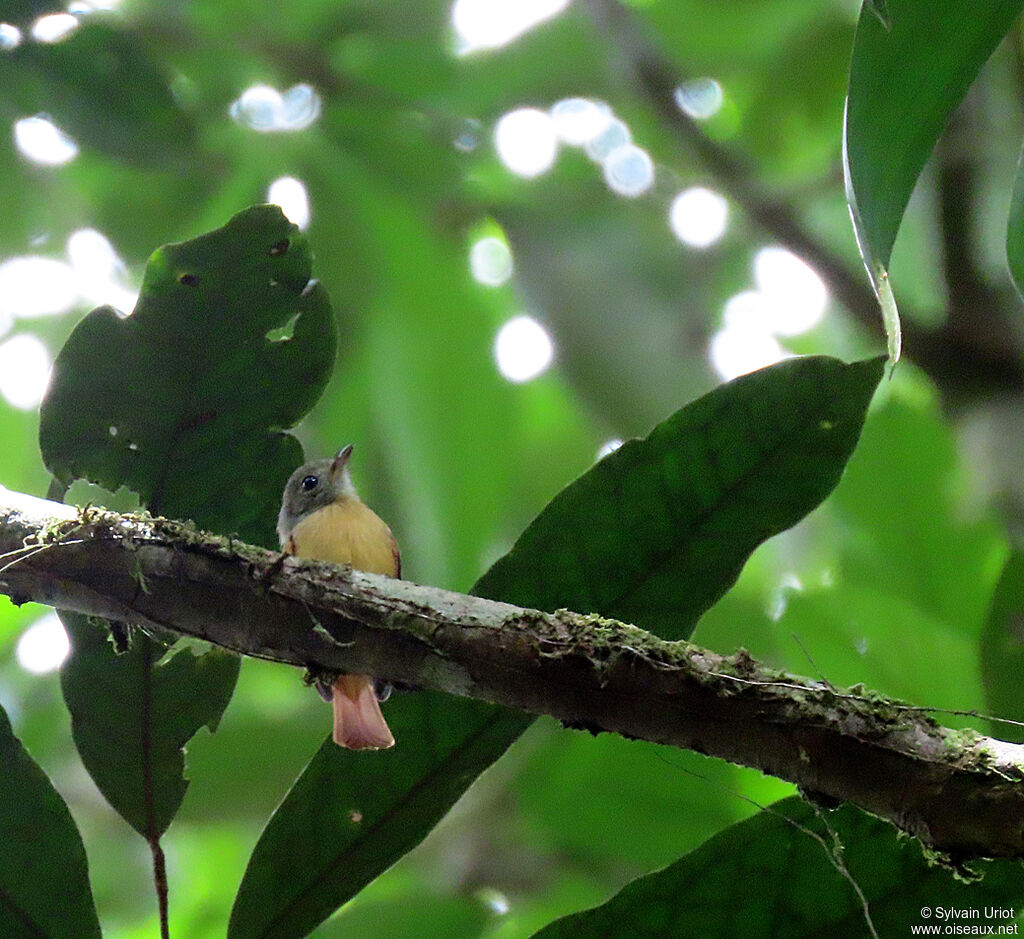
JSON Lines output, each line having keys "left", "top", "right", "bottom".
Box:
{"left": 0, "top": 0, "right": 1021, "bottom": 935}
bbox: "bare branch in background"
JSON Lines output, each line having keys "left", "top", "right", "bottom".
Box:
{"left": 585, "top": 0, "right": 1024, "bottom": 399}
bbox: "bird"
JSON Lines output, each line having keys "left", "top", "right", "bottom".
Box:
{"left": 277, "top": 443, "right": 399, "bottom": 750}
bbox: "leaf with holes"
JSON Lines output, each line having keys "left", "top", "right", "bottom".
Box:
{"left": 0, "top": 703, "right": 101, "bottom": 939}
{"left": 40, "top": 204, "right": 336, "bottom": 841}
{"left": 228, "top": 356, "right": 883, "bottom": 939}
{"left": 40, "top": 203, "right": 336, "bottom": 548}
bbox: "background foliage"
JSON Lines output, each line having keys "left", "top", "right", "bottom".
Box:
{"left": 2, "top": 0, "right": 1024, "bottom": 936}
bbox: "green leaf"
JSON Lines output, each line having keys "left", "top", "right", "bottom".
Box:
{"left": 40, "top": 203, "right": 336, "bottom": 548}
{"left": 230, "top": 356, "right": 882, "bottom": 938}
{"left": 40, "top": 204, "right": 335, "bottom": 839}
{"left": 0, "top": 703, "right": 101, "bottom": 939}
{"left": 533, "top": 796, "right": 1024, "bottom": 938}
{"left": 1006, "top": 146, "right": 1024, "bottom": 302}
{"left": 60, "top": 613, "right": 239, "bottom": 839}
{"left": 844, "top": 0, "right": 1021, "bottom": 276}
{"left": 227, "top": 694, "right": 529, "bottom": 939}
{"left": 981, "top": 551, "right": 1024, "bottom": 743}
{"left": 0, "top": 22, "right": 197, "bottom": 168}
{"left": 476, "top": 355, "right": 885, "bottom": 639}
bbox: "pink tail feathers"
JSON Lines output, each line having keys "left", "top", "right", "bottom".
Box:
{"left": 331, "top": 674, "right": 395, "bottom": 750}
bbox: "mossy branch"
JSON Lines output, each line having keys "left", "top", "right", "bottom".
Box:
{"left": 2, "top": 489, "right": 1024, "bottom": 861}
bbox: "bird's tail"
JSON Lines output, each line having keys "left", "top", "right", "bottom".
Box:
{"left": 331, "top": 674, "right": 395, "bottom": 750}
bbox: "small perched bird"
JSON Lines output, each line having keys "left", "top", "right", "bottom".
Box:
{"left": 277, "top": 444, "right": 399, "bottom": 750}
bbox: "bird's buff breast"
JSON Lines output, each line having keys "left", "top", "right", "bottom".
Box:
{"left": 288, "top": 498, "right": 398, "bottom": 577}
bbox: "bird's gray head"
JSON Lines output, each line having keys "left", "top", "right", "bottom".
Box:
{"left": 277, "top": 444, "right": 358, "bottom": 545}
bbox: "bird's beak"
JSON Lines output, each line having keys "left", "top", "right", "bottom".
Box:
{"left": 329, "top": 443, "right": 354, "bottom": 481}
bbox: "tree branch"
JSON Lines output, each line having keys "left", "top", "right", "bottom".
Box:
{"left": 3, "top": 489, "right": 1024, "bottom": 862}
{"left": 584, "top": 0, "right": 1024, "bottom": 400}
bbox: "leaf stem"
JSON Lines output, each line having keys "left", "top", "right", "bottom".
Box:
{"left": 140, "top": 641, "right": 171, "bottom": 938}
{"left": 150, "top": 837, "right": 170, "bottom": 939}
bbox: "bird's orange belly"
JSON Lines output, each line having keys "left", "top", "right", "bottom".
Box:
{"left": 288, "top": 498, "right": 398, "bottom": 576}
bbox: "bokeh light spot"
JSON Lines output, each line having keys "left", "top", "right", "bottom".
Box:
{"left": 603, "top": 144, "right": 654, "bottom": 197}
{"left": 30, "top": 13, "right": 78, "bottom": 43}
{"left": 0, "top": 23, "right": 22, "bottom": 49}
{"left": 0, "top": 257, "right": 77, "bottom": 318}
{"left": 14, "top": 115, "right": 78, "bottom": 165}
{"left": 753, "top": 246, "right": 828, "bottom": 336}
{"left": 709, "top": 326, "right": 786, "bottom": 382}
{"left": 710, "top": 292, "right": 788, "bottom": 380}
{"left": 452, "top": 0, "right": 570, "bottom": 53}
{"left": 268, "top": 176, "right": 311, "bottom": 229}
{"left": 67, "top": 229, "right": 138, "bottom": 312}
{"left": 674, "top": 78, "right": 724, "bottom": 120}
{"left": 494, "top": 315, "right": 554, "bottom": 383}
{"left": 669, "top": 187, "right": 729, "bottom": 248}
{"left": 583, "top": 117, "right": 630, "bottom": 163}
{"left": 470, "top": 236, "right": 514, "bottom": 286}
{"left": 494, "top": 108, "right": 558, "bottom": 178}
{"left": 0, "top": 333, "right": 51, "bottom": 409}
{"left": 16, "top": 612, "right": 70, "bottom": 673}
{"left": 229, "top": 84, "right": 321, "bottom": 132}
{"left": 550, "top": 98, "right": 611, "bottom": 145}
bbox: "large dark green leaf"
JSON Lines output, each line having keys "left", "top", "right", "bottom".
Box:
{"left": 40, "top": 204, "right": 336, "bottom": 838}
{"left": 477, "top": 355, "right": 884, "bottom": 639}
{"left": 0, "top": 703, "right": 101, "bottom": 939}
{"left": 60, "top": 614, "right": 239, "bottom": 839}
{"left": 845, "top": 0, "right": 1022, "bottom": 273}
{"left": 533, "top": 796, "right": 1023, "bottom": 938}
{"left": 229, "top": 356, "right": 883, "bottom": 938}
{"left": 0, "top": 22, "right": 197, "bottom": 168}
{"left": 227, "top": 694, "right": 529, "bottom": 939}
{"left": 40, "top": 203, "right": 335, "bottom": 548}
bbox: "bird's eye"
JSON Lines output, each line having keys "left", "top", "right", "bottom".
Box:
{"left": 301, "top": 475, "right": 319, "bottom": 492}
